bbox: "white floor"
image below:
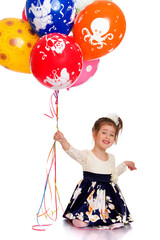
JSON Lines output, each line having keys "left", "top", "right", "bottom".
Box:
{"left": 21, "top": 216, "right": 156, "bottom": 240}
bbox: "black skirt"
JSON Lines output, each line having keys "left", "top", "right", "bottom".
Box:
{"left": 63, "top": 171, "right": 133, "bottom": 227}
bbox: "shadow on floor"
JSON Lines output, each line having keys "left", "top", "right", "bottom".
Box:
{"left": 62, "top": 219, "right": 132, "bottom": 240}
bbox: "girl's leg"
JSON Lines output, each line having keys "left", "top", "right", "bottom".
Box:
{"left": 72, "top": 219, "right": 89, "bottom": 228}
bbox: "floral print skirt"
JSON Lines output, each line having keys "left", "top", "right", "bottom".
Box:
{"left": 63, "top": 172, "right": 133, "bottom": 227}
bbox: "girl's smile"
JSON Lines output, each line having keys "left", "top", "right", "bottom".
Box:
{"left": 102, "top": 140, "right": 110, "bottom": 145}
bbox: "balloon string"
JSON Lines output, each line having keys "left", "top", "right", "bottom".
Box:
{"left": 32, "top": 91, "right": 59, "bottom": 231}
{"left": 32, "top": 143, "right": 60, "bottom": 231}
{"left": 43, "top": 144, "right": 57, "bottom": 222}
{"left": 55, "top": 90, "right": 59, "bottom": 131}
{"left": 35, "top": 142, "right": 55, "bottom": 225}
{"left": 44, "top": 90, "right": 59, "bottom": 119}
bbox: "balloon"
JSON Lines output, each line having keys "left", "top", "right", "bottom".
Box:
{"left": 76, "top": 0, "right": 112, "bottom": 12}
{"left": 69, "top": 59, "right": 100, "bottom": 88}
{"left": 73, "top": 0, "right": 126, "bottom": 61}
{"left": 30, "top": 33, "right": 83, "bottom": 90}
{"left": 26, "top": 0, "right": 77, "bottom": 37}
{"left": 76, "top": 0, "right": 96, "bottom": 13}
{"left": 0, "top": 18, "right": 39, "bottom": 73}
{"left": 22, "top": 7, "right": 27, "bottom": 21}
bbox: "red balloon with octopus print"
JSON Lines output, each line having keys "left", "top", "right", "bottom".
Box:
{"left": 30, "top": 33, "right": 83, "bottom": 90}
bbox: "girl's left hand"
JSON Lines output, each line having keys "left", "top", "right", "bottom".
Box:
{"left": 124, "top": 161, "right": 137, "bottom": 171}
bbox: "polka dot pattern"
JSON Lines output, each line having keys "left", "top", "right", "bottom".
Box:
{"left": 0, "top": 18, "right": 39, "bottom": 73}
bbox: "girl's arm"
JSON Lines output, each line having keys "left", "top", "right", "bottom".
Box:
{"left": 54, "top": 131, "right": 86, "bottom": 166}
{"left": 54, "top": 131, "right": 70, "bottom": 150}
{"left": 115, "top": 161, "right": 137, "bottom": 179}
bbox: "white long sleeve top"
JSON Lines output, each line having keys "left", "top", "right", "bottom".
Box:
{"left": 65, "top": 145, "right": 127, "bottom": 183}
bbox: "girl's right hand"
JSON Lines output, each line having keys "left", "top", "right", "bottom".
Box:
{"left": 54, "top": 131, "right": 65, "bottom": 143}
{"left": 54, "top": 131, "right": 70, "bottom": 150}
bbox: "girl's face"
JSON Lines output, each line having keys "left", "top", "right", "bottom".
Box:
{"left": 93, "top": 124, "right": 116, "bottom": 151}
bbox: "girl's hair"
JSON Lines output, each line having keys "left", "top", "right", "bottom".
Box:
{"left": 92, "top": 117, "right": 123, "bottom": 144}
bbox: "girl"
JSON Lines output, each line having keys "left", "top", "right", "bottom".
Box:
{"left": 54, "top": 114, "right": 136, "bottom": 229}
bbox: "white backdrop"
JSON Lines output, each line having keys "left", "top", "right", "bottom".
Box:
{"left": 0, "top": 0, "right": 160, "bottom": 239}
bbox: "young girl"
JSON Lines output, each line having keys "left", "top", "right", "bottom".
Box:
{"left": 54, "top": 114, "right": 136, "bottom": 229}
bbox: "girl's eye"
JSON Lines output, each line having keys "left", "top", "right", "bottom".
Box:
{"left": 102, "top": 132, "right": 107, "bottom": 134}
{"left": 110, "top": 134, "right": 115, "bottom": 137}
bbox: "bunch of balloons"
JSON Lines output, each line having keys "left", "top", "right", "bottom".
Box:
{"left": 0, "top": 0, "right": 126, "bottom": 90}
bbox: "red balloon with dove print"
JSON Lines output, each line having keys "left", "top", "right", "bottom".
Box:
{"left": 30, "top": 33, "right": 83, "bottom": 90}
{"left": 73, "top": 0, "right": 126, "bottom": 60}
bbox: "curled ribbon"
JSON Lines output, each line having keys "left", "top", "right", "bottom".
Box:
{"left": 44, "top": 90, "right": 59, "bottom": 120}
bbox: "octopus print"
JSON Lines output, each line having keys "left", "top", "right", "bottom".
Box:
{"left": 82, "top": 18, "right": 114, "bottom": 49}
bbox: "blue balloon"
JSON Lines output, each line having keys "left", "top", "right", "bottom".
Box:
{"left": 26, "top": 0, "right": 77, "bottom": 37}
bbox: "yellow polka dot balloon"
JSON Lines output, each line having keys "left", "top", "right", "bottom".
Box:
{"left": 0, "top": 18, "right": 39, "bottom": 73}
